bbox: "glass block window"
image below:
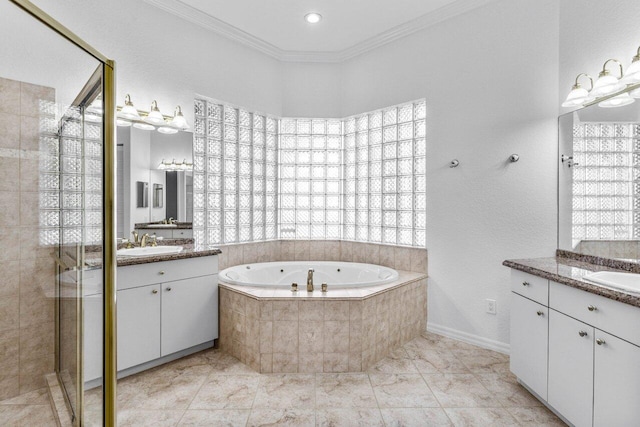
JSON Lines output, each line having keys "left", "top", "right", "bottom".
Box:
{"left": 572, "top": 123, "right": 636, "bottom": 247}
{"left": 343, "top": 100, "right": 426, "bottom": 247}
{"left": 39, "top": 101, "right": 103, "bottom": 246}
{"left": 278, "top": 118, "right": 343, "bottom": 240}
{"left": 193, "top": 97, "right": 278, "bottom": 245}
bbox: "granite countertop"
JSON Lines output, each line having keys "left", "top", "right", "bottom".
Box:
{"left": 81, "top": 241, "right": 221, "bottom": 268}
{"left": 503, "top": 250, "right": 640, "bottom": 308}
{"left": 135, "top": 222, "right": 192, "bottom": 229}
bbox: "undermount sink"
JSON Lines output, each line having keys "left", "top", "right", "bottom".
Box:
{"left": 116, "top": 246, "right": 183, "bottom": 257}
{"left": 583, "top": 271, "right": 640, "bottom": 294}
{"left": 143, "top": 224, "right": 177, "bottom": 228}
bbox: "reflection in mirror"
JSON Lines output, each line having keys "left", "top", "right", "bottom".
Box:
{"left": 153, "top": 183, "right": 163, "bottom": 208}
{"left": 136, "top": 181, "right": 149, "bottom": 208}
{"left": 116, "top": 127, "right": 193, "bottom": 237}
{"left": 559, "top": 88, "right": 640, "bottom": 260}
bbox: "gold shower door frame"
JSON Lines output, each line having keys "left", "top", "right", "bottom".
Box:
{"left": 8, "top": 1, "right": 118, "bottom": 425}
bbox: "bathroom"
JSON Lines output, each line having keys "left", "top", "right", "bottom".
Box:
{"left": 1, "top": 0, "right": 640, "bottom": 425}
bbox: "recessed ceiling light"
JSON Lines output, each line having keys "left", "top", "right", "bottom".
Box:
{"left": 304, "top": 12, "right": 322, "bottom": 24}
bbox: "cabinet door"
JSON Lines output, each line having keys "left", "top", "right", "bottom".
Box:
{"left": 548, "top": 310, "right": 593, "bottom": 427}
{"left": 117, "top": 285, "right": 161, "bottom": 370}
{"left": 161, "top": 274, "right": 218, "bottom": 356}
{"left": 510, "top": 293, "right": 548, "bottom": 400}
{"left": 594, "top": 330, "right": 640, "bottom": 427}
{"left": 83, "top": 293, "right": 103, "bottom": 383}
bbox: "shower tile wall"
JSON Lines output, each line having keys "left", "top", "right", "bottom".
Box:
{"left": 0, "top": 77, "right": 55, "bottom": 399}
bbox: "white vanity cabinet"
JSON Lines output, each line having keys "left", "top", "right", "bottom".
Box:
{"left": 161, "top": 275, "right": 218, "bottom": 356}
{"left": 509, "top": 270, "right": 549, "bottom": 400}
{"left": 548, "top": 281, "right": 640, "bottom": 427}
{"left": 135, "top": 228, "right": 193, "bottom": 239}
{"left": 510, "top": 267, "right": 640, "bottom": 427}
{"left": 117, "top": 255, "right": 218, "bottom": 372}
{"left": 548, "top": 310, "right": 594, "bottom": 427}
{"left": 510, "top": 292, "right": 548, "bottom": 400}
{"left": 118, "top": 284, "right": 162, "bottom": 370}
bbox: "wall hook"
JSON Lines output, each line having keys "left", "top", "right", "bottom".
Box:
{"left": 449, "top": 159, "right": 459, "bottom": 168}
{"left": 509, "top": 154, "right": 519, "bottom": 163}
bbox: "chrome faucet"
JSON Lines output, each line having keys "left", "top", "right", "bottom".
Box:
{"left": 140, "top": 233, "right": 150, "bottom": 248}
{"left": 131, "top": 230, "right": 139, "bottom": 244}
{"left": 307, "top": 268, "right": 314, "bottom": 292}
{"left": 168, "top": 217, "right": 175, "bottom": 225}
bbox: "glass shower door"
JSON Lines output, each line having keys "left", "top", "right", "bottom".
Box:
{"left": 0, "top": 1, "right": 116, "bottom": 426}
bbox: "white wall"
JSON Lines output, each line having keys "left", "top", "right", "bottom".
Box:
{"left": 281, "top": 62, "right": 342, "bottom": 118}
{"left": 31, "top": 0, "right": 284, "bottom": 123}
{"left": 339, "top": 0, "right": 560, "bottom": 350}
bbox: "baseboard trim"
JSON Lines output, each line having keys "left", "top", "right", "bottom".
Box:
{"left": 427, "top": 322, "right": 510, "bottom": 355}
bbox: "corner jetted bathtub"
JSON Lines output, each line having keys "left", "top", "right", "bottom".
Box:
{"left": 219, "top": 261, "right": 398, "bottom": 289}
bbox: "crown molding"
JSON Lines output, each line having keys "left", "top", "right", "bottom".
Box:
{"left": 142, "top": 0, "right": 495, "bottom": 63}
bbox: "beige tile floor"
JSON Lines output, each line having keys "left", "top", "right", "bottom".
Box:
{"left": 1, "top": 332, "right": 567, "bottom": 426}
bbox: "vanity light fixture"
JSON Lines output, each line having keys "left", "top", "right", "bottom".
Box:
{"left": 561, "top": 73, "right": 594, "bottom": 107}
{"left": 144, "top": 100, "right": 166, "bottom": 125}
{"left": 591, "top": 59, "right": 626, "bottom": 97}
{"left": 622, "top": 46, "right": 640, "bottom": 84}
{"left": 598, "top": 92, "right": 635, "bottom": 108}
{"left": 118, "top": 94, "right": 141, "bottom": 120}
{"left": 157, "top": 158, "right": 193, "bottom": 171}
{"left": 169, "top": 106, "right": 189, "bottom": 130}
{"left": 133, "top": 122, "right": 155, "bottom": 131}
{"left": 158, "top": 126, "right": 179, "bottom": 134}
{"left": 116, "top": 95, "right": 189, "bottom": 132}
{"left": 562, "top": 47, "right": 640, "bottom": 109}
{"left": 304, "top": 12, "right": 322, "bottom": 24}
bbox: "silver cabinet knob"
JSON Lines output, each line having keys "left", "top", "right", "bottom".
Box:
{"left": 166, "top": 287, "right": 172, "bottom": 291}
{"left": 536, "top": 311, "right": 544, "bottom": 316}
{"left": 152, "top": 289, "right": 158, "bottom": 294}
{"left": 588, "top": 305, "right": 597, "bottom": 312}
{"left": 596, "top": 338, "right": 606, "bottom": 346}
{"left": 579, "top": 331, "right": 588, "bottom": 337}
{"left": 522, "top": 282, "right": 530, "bottom": 287}
{"left": 159, "top": 270, "right": 165, "bottom": 275}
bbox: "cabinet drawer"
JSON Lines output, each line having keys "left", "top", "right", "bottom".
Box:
{"left": 550, "top": 281, "right": 640, "bottom": 346}
{"left": 511, "top": 269, "right": 548, "bottom": 305}
{"left": 118, "top": 255, "right": 218, "bottom": 290}
{"left": 173, "top": 229, "right": 193, "bottom": 238}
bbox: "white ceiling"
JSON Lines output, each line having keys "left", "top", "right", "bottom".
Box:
{"left": 178, "top": 0, "right": 459, "bottom": 52}
{"left": 144, "top": 0, "right": 493, "bottom": 62}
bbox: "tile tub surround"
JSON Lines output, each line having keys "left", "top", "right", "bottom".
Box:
{"left": 503, "top": 250, "right": 640, "bottom": 308}
{"left": 0, "top": 77, "right": 56, "bottom": 400}
{"left": 216, "top": 239, "right": 428, "bottom": 274}
{"left": 218, "top": 273, "right": 427, "bottom": 373}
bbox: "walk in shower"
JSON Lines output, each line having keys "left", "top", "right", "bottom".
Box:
{"left": 0, "top": 1, "right": 116, "bottom": 425}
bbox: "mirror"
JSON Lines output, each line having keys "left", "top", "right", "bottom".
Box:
{"left": 153, "top": 183, "right": 163, "bottom": 208}
{"left": 117, "top": 127, "right": 193, "bottom": 238}
{"left": 136, "top": 181, "right": 149, "bottom": 208}
{"left": 558, "top": 86, "right": 640, "bottom": 260}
